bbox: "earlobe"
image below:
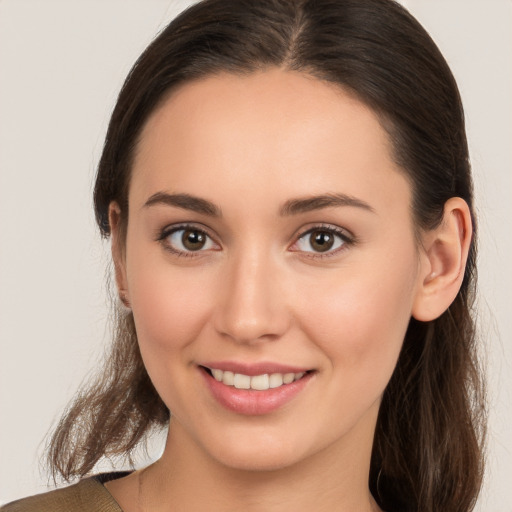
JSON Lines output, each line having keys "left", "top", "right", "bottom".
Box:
{"left": 108, "top": 202, "right": 131, "bottom": 308}
{"left": 412, "top": 197, "right": 472, "bottom": 322}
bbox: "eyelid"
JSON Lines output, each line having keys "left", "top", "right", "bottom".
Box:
{"left": 289, "top": 223, "right": 356, "bottom": 258}
{"left": 155, "top": 221, "right": 355, "bottom": 258}
{"left": 156, "top": 222, "right": 221, "bottom": 256}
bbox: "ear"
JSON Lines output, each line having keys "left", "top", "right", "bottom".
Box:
{"left": 412, "top": 197, "right": 472, "bottom": 322}
{"left": 108, "top": 202, "right": 131, "bottom": 308}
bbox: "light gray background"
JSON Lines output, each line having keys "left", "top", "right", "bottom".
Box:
{"left": 1, "top": 0, "right": 510, "bottom": 509}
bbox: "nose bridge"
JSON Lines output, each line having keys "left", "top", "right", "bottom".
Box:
{"left": 214, "top": 241, "right": 288, "bottom": 343}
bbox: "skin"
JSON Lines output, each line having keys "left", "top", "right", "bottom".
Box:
{"left": 106, "top": 69, "right": 472, "bottom": 512}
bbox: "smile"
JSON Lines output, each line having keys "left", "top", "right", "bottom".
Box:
{"left": 205, "top": 367, "right": 306, "bottom": 391}
{"left": 199, "top": 364, "right": 315, "bottom": 415}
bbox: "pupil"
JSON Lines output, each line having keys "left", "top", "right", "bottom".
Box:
{"left": 183, "top": 230, "right": 206, "bottom": 250}
{"left": 311, "top": 231, "right": 334, "bottom": 252}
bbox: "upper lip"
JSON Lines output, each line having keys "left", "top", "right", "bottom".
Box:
{"left": 199, "top": 361, "right": 312, "bottom": 376}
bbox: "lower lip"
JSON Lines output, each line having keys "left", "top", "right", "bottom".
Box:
{"left": 200, "top": 368, "right": 314, "bottom": 415}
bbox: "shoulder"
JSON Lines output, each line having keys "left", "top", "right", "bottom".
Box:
{"left": 1, "top": 474, "right": 125, "bottom": 512}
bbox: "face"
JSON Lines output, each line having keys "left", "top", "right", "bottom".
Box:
{"left": 115, "top": 69, "right": 426, "bottom": 472}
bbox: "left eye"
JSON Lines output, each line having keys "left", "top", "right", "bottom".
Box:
{"left": 294, "top": 228, "right": 348, "bottom": 254}
{"left": 165, "top": 228, "right": 216, "bottom": 252}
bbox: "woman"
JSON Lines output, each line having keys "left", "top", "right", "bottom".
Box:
{"left": 1, "top": 0, "right": 486, "bottom": 511}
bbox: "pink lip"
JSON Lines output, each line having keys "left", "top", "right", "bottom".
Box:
{"left": 199, "top": 365, "right": 314, "bottom": 416}
{"left": 199, "top": 360, "right": 310, "bottom": 376}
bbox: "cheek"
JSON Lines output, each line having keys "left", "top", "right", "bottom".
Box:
{"left": 125, "top": 255, "right": 219, "bottom": 413}
{"left": 297, "top": 256, "right": 418, "bottom": 385}
{"left": 126, "top": 254, "right": 214, "bottom": 357}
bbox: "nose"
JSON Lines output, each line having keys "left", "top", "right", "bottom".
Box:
{"left": 213, "top": 246, "right": 291, "bottom": 344}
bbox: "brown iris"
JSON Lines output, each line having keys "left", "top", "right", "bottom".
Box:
{"left": 182, "top": 229, "right": 207, "bottom": 251}
{"left": 309, "top": 230, "right": 335, "bottom": 252}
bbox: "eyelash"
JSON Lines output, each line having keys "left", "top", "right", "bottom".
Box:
{"left": 156, "top": 223, "right": 355, "bottom": 259}
{"left": 291, "top": 224, "right": 355, "bottom": 259}
{"left": 157, "top": 223, "right": 218, "bottom": 258}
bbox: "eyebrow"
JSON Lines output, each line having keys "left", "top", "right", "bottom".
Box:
{"left": 142, "top": 191, "right": 375, "bottom": 217}
{"left": 279, "top": 193, "right": 375, "bottom": 216}
{"left": 143, "top": 192, "right": 221, "bottom": 217}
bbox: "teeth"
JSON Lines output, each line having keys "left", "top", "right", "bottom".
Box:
{"left": 207, "top": 368, "right": 307, "bottom": 391}
{"left": 269, "top": 373, "right": 283, "bottom": 388}
{"left": 283, "top": 373, "right": 295, "bottom": 384}
{"left": 222, "top": 371, "right": 234, "bottom": 386}
{"left": 233, "top": 373, "right": 251, "bottom": 389}
{"left": 250, "top": 374, "right": 269, "bottom": 391}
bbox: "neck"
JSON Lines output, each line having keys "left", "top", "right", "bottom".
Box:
{"left": 141, "top": 415, "right": 381, "bottom": 512}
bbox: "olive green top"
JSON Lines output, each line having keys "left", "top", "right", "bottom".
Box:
{"left": 1, "top": 473, "right": 127, "bottom": 512}
{"left": 2, "top": 472, "right": 389, "bottom": 511}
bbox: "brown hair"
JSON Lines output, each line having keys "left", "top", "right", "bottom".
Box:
{"left": 47, "top": 1, "right": 486, "bottom": 510}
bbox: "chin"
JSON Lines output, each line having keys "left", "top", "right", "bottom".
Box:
{"left": 203, "top": 431, "right": 309, "bottom": 473}
{"left": 215, "top": 451, "right": 303, "bottom": 473}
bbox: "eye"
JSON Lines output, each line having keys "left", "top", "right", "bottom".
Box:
{"left": 159, "top": 225, "right": 218, "bottom": 255}
{"left": 292, "top": 226, "right": 352, "bottom": 255}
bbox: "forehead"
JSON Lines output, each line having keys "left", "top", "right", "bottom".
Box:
{"left": 130, "top": 68, "right": 409, "bottom": 216}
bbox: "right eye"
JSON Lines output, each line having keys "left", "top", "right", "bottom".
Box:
{"left": 159, "top": 226, "right": 218, "bottom": 256}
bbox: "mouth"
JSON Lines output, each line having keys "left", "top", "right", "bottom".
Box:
{"left": 200, "top": 366, "right": 311, "bottom": 391}
{"left": 199, "top": 364, "right": 315, "bottom": 415}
